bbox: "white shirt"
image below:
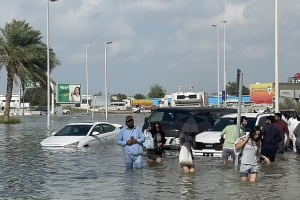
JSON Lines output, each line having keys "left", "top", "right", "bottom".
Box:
{"left": 288, "top": 117, "right": 299, "bottom": 134}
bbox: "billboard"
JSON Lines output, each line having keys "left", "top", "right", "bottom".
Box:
{"left": 250, "top": 83, "right": 274, "bottom": 104}
{"left": 57, "top": 84, "right": 82, "bottom": 104}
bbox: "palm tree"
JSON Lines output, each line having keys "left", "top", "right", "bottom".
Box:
{"left": 0, "top": 19, "right": 60, "bottom": 122}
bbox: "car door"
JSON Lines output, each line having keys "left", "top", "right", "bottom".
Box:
{"left": 101, "top": 123, "right": 118, "bottom": 146}
{"left": 79, "top": 124, "right": 107, "bottom": 148}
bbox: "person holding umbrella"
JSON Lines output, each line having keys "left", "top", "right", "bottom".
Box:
{"left": 179, "top": 131, "right": 196, "bottom": 173}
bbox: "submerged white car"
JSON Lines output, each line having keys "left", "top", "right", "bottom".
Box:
{"left": 40, "top": 122, "right": 123, "bottom": 148}
{"left": 192, "top": 113, "right": 271, "bottom": 157}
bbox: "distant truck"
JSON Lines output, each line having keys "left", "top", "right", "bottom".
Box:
{"left": 171, "top": 92, "right": 208, "bottom": 107}
{"left": 123, "top": 99, "right": 153, "bottom": 108}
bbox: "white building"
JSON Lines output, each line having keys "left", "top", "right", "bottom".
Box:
{"left": 0, "top": 93, "right": 30, "bottom": 109}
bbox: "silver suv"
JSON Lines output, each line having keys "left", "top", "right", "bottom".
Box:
{"left": 192, "top": 113, "right": 272, "bottom": 157}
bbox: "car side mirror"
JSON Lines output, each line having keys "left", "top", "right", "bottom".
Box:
{"left": 52, "top": 132, "right": 56, "bottom": 136}
{"left": 92, "top": 131, "right": 100, "bottom": 136}
{"left": 144, "top": 117, "right": 148, "bottom": 123}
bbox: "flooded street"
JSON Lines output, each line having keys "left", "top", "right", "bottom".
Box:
{"left": 0, "top": 114, "right": 300, "bottom": 199}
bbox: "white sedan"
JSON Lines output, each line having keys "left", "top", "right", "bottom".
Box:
{"left": 40, "top": 122, "right": 123, "bottom": 148}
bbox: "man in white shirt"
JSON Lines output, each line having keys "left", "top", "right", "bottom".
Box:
{"left": 288, "top": 113, "right": 299, "bottom": 152}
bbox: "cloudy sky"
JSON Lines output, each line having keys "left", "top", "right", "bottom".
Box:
{"left": 0, "top": 0, "right": 299, "bottom": 96}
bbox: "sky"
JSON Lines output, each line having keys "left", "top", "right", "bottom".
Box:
{"left": 0, "top": 0, "right": 299, "bottom": 96}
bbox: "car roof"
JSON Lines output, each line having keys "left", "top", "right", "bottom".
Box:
{"left": 221, "top": 113, "right": 273, "bottom": 118}
{"left": 155, "top": 107, "right": 237, "bottom": 113}
{"left": 66, "top": 122, "right": 111, "bottom": 126}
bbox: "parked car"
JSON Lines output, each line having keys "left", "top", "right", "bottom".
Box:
{"left": 142, "top": 107, "right": 237, "bottom": 149}
{"left": 62, "top": 109, "right": 71, "bottom": 115}
{"left": 40, "top": 109, "right": 47, "bottom": 115}
{"left": 40, "top": 122, "right": 123, "bottom": 147}
{"left": 192, "top": 113, "right": 272, "bottom": 157}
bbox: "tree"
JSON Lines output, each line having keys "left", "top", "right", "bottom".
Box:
{"left": 226, "top": 81, "right": 250, "bottom": 95}
{"left": 134, "top": 93, "right": 145, "bottom": 100}
{"left": 111, "top": 93, "right": 127, "bottom": 102}
{"left": 148, "top": 84, "right": 166, "bottom": 98}
{"left": 0, "top": 19, "right": 60, "bottom": 122}
{"left": 24, "top": 87, "right": 47, "bottom": 107}
{"left": 94, "top": 91, "right": 102, "bottom": 96}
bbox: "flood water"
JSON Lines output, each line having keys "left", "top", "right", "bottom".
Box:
{"left": 0, "top": 114, "right": 300, "bottom": 199}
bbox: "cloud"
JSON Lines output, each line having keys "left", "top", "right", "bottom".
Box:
{"left": 1, "top": 0, "right": 300, "bottom": 95}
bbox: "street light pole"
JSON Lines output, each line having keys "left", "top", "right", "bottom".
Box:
{"left": 46, "top": 0, "right": 58, "bottom": 127}
{"left": 222, "top": 20, "right": 227, "bottom": 107}
{"left": 275, "top": 0, "right": 279, "bottom": 112}
{"left": 105, "top": 41, "right": 112, "bottom": 119}
{"left": 212, "top": 24, "right": 220, "bottom": 107}
{"left": 84, "top": 44, "right": 90, "bottom": 115}
{"left": 46, "top": 0, "right": 50, "bottom": 127}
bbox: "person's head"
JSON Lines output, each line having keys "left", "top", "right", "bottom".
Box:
{"left": 266, "top": 115, "right": 275, "bottom": 125}
{"left": 274, "top": 113, "right": 282, "bottom": 122}
{"left": 125, "top": 115, "right": 134, "bottom": 128}
{"left": 293, "top": 113, "right": 297, "bottom": 119}
{"left": 241, "top": 116, "right": 248, "bottom": 127}
{"left": 249, "top": 126, "right": 262, "bottom": 142}
{"left": 73, "top": 87, "right": 80, "bottom": 95}
{"left": 152, "top": 121, "right": 162, "bottom": 133}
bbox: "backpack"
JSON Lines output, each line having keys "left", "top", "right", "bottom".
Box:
{"left": 142, "top": 130, "right": 154, "bottom": 150}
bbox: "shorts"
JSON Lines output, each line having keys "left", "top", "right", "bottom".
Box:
{"left": 147, "top": 148, "right": 163, "bottom": 160}
{"left": 222, "top": 148, "right": 235, "bottom": 160}
{"left": 240, "top": 164, "right": 258, "bottom": 177}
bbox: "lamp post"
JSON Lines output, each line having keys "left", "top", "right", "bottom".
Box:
{"left": 275, "top": 0, "right": 279, "bottom": 112}
{"left": 84, "top": 44, "right": 90, "bottom": 115}
{"left": 105, "top": 41, "right": 112, "bottom": 119}
{"left": 47, "top": 0, "right": 58, "bottom": 127}
{"left": 222, "top": 20, "right": 227, "bottom": 107}
{"left": 212, "top": 24, "right": 220, "bottom": 107}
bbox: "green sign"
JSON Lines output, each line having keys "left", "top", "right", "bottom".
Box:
{"left": 57, "top": 84, "right": 82, "bottom": 104}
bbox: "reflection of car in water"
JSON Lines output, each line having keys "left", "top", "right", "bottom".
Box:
{"left": 192, "top": 113, "right": 272, "bottom": 157}
{"left": 40, "top": 122, "right": 123, "bottom": 147}
{"left": 142, "top": 107, "right": 237, "bottom": 149}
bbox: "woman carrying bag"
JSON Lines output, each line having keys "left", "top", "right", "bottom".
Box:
{"left": 147, "top": 121, "right": 166, "bottom": 164}
{"left": 179, "top": 132, "right": 196, "bottom": 173}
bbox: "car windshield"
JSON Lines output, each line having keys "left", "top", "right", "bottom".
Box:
{"left": 211, "top": 117, "right": 257, "bottom": 132}
{"left": 55, "top": 125, "right": 92, "bottom": 136}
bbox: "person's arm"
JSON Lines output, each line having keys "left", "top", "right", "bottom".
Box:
{"left": 136, "top": 128, "right": 145, "bottom": 144}
{"left": 284, "top": 123, "right": 289, "bottom": 142}
{"left": 220, "top": 126, "right": 227, "bottom": 137}
{"left": 116, "top": 129, "right": 127, "bottom": 146}
{"left": 235, "top": 136, "right": 248, "bottom": 150}
{"left": 179, "top": 133, "right": 185, "bottom": 146}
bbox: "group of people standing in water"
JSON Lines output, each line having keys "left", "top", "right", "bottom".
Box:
{"left": 116, "top": 113, "right": 298, "bottom": 182}
{"left": 116, "top": 115, "right": 195, "bottom": 173}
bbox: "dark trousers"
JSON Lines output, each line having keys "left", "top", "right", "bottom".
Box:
{"left": 277, "top": 141, "right": 285, "bottom": 153}
{"left": 261, "top": 144, "right": 278, "bottom": 162}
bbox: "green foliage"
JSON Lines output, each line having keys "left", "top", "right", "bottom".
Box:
{"left": 134, "top": 93, "right": 145, "bottom": 100}
{"left": 0, "top": 116, "right": 21, "bottom": 124}
{"left": 0, "top": 19, "right": 60, "bottom": 122}
{"left": 24, "top": 87, "right": 47, "bottom": 106}
{"left": 148, "top": 84, "right": 166, "bottom": 98}
{"left": 111, "top": 93, "right": 127, "bottom": 102}
{"left": 226, "top": 81, "right": 250, "bottom": 95}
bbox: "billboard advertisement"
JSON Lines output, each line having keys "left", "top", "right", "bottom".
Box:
{"left": 250, "top": 83, "right": 274, "bottom": 104}
{"left": 57, "top": 84, "right": 82, "bottom": 104}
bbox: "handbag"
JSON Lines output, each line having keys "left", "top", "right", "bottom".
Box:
{"left": 142, "top": 130, "right": 154, "bottom": 150}
{"left": 179, "top": 145, "right": 193, "bottom": 165}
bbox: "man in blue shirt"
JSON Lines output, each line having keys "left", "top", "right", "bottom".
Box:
{"left": 117, "top": 115, "right": 145, "bottom": 169}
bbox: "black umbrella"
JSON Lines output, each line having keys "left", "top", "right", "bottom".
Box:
{"left": 173, "top": 113, "right": 214, "bottom": 133}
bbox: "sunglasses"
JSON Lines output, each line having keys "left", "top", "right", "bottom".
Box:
{"left": 126, "top": 119, "right": 134, "bottom": 123}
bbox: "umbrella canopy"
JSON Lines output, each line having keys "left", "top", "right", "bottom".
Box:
{"left": 173, "top": 113, "right": 215, "bottom": 133}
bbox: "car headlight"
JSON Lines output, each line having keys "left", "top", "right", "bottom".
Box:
{"left": 64, "top": 142, "right": 79, "bottom": 148}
